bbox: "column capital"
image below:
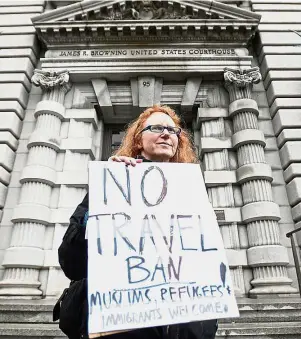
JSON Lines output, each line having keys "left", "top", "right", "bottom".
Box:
{"left": 224, "top": 67, "right": 262, "bottom": 101}
{"left": 224, "top": 67, "right": 261, "bottom": 88}
{"left": 32, "top": 69, "right": 71, "bottom": 93}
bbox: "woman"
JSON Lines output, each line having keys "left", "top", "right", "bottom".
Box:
{"left": 57, "top": 105, "right": 218, "bottom": 339}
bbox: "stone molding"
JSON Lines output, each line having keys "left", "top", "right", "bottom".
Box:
{"left": 204, "top": 170, "right": 237, "bottom": 186}
{"left": 228, "top": 98, "right": 259, "bottom": 117}
{"left": 27, "top": 132, "right": 61, "bottom": 152}
{"left": 41, "top": 57, "right": 253, "bottom": 82}
{"left": 247, "top": 245, "right": 289, "bottom": 267}
{"left": 232, "top": 129, "right": 266, "bottom": 149}
{"left": 236, "top": 163, "right": 273, "bottom": 184}
{"left": 20, "top": 166, "right": 57, "bottom": 187}
{"left": 34, "top": 100, "right": 66, "bottom": 120}
{"left": 11, "top": 204, "right": 52, "bottom": 226}
{"left": 200, "top": 137, "right": 232, "bottom": 153}
{"left": 241, "top": 201, "right": 281, "bottom": 223}
{"left": 2, "top": 247, "right": 44, "bottom": 268}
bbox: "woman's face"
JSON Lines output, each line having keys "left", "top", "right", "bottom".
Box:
{"left": 140, "top": 112, "right": 179, "bottom": 162}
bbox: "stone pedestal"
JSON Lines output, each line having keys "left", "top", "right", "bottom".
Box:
{"left": 224, "top": 67, "right": 296, "bottom": 297}
{"left": 0, "top": 70, "right": 71, "bottom": 298}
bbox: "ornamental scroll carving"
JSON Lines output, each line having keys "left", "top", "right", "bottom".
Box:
{"left": 224, "top": 67, "right": 262, "bottom": 88}
{"left": 32, "top": 69, "right": 71, "bottom": 92}
{"left": 95, "top": 1, "right": 208, "bottom": 20}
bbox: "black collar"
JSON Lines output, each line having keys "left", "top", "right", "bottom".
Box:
{"left": 136, "top": 155, "right": 152, "bottom": 162}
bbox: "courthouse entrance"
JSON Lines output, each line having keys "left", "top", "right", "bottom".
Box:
{"left": 0, "top": 0, "right": 297, "bottom": 303}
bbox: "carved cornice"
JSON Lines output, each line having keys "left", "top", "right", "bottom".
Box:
{"left": 32, "top": 0, "right": 261, "bottom": 46}
{"left": 32, "top": 69, "right": 71, "bottom": 92}
{"left": 224, "top": 67, "right": 261, "bottom": 88}
{"left": 35, "top": 21, "right": 258, "bottom": 45}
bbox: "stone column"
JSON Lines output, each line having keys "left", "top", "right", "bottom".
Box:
{"left": 197, "top": 87, "right": 247, "bottom": 296}
{"left": 224, "top": 67, "right": 296, "bottom": 296}
{"left": 202, "top": 119, "right": 245, "bottom": 296}
{"left": 0, "top": 70, "right": 71, "bottom": 297}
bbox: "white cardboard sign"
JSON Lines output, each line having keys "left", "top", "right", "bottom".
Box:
{"left": 87, "top": 161, "right": 239, "bottom": 335}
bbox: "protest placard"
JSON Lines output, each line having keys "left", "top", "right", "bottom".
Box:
{"left": 87, "top": 161, "right": 239, "bottom": 336}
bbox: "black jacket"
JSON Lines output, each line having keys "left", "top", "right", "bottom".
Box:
{"left": 58, "top": 169, "right": 217, "bottom": 339}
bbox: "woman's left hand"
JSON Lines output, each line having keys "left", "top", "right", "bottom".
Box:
{"left": 108, "top": 155, "right": 142, "bottom": 167}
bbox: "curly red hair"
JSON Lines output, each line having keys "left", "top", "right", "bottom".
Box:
{"left": 114, "top": 105, "right": 198, "bottom": 163}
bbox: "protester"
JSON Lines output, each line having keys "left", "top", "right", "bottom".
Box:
{"left": 56, "top": 105, "right": 218, "bottom": 339}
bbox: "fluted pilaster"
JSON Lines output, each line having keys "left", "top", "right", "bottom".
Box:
{"left": 203, "top": 149, "right": 230, "bottom": 171}
{"left": 224, "top": 67, "right": 296, "bottom": 296}
{"left": 247, "top": 220, "right": 280, "bottom": 247}
{"left": 208, "top": 185, "right": 235, "bottom": 208}
{"left": 237, "top": 144, "right": 266, "bottom": 166}
{"left": 27, "top": 146, "right": 57, "bottom": 167}
{"left": 199, "top": 109, "right": 246, "bottom": 295}
{"left": 242, "top": 180, "right": 273, "bottom": 204}
{"left": 0, "top": 70, "right": 71, "bottom": 298}
{"left": 233, "top": 112, "right": 258, "bottom": 132}
{"left": 201, "top": 118, "right": 225, "bottom": 137}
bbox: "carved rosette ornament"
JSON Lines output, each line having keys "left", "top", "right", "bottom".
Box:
{"left": 32, "top": 69, "right": 71, "bottom": 93}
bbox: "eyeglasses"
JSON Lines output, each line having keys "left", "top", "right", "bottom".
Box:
{"left": 140, "top": 124, "right": 181, "bottom": 136}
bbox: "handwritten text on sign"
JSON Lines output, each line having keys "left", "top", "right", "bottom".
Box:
{"left": 87, "top": 162, "right": 239, "bottom": 334}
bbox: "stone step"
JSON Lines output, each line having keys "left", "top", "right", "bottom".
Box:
{"left": 0, "top": 298, "right": 301, "bottom": 338}
{"left": 0, "top": 323, "right": 62, "bottom": 338}
{"left": 221, "top": 298, "right": 301, "bottom": 323}
{"left": 1, "top": 298, "right": 301, "bottom": 323}
{"left": 217, "top": 322, "right": 301, "bottom": 338}
{"left": 0, "top": 300, "right": 53, "bottom": 324}
{"left": 0, "top": 322, "right": 300, "bottom": 339}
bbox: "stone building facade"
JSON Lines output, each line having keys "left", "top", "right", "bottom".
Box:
{"left": 0, "top": 0, "right": 300, "bottom": 304}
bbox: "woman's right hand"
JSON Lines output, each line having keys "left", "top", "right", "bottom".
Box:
{"left": 108, "top": 155, "right": 143, "bottom": 167}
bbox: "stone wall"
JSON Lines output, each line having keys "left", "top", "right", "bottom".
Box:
{"left": 252, "top": 0, "right": 301, "bottom": 289}
{"left": 0, "top": 0, "right": 45, "bottom": 282}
